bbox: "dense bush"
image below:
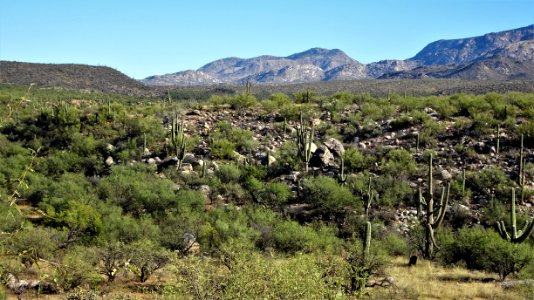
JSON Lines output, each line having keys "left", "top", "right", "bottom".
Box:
{"left": 301, "top": 176, "right": 358, "bottom": 218}
{"left": 439, "top": 227, "right": 534, "bottom": 280}
{"left": 98, "top": 164, "right": 178, "bottom": 215}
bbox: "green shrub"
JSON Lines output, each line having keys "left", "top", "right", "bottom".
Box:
{"left": 468, "top": 168, "right": 516, "bottom": 203}
{"left": 127, "top": 239, "right": 172, "bottom": 282}
{"left": 7, "top": 226, "right": 59, "bottom": 267}
{"left": 0, "top": 202, "right": 23, "bottom": 233}
{"left": 100, "top": 212, "right": 160, "bottom": 244}
{"left": 440, "top": 227, "right": 534, "bottom": 280}
{"left": 98, "top": 164, "right": 178, "bottom": 215}
{"left": 301, "top": 176, "right": 357, "bottom": 218}
{"left": 211, "top": 138, "right": 236, "bottom": 160}
{"left": 175, "top": 189, "right": 205, "bottom": 213}
{"left": 379, "top": 232, "right": 410, "bottom": 257}
{"left": 383, "top": 148, "right": 416, "bottom": 177}
{"left": 271, "top": 221, "right": 340, "bottom": 254}
{"left": 216, "top": 164, "right": 241, "bottom": 183}
{"left": 229, "top": 94, "right": 257, "bottom": 110}
{"left": 343, "top": 148, "right": 366, "bottom": 172}
{"left": 44, "top": 200, "right": 103, "bottom": 246}
{"left": 260, "top": 182, "right": 292, "bottom": 206}
{"left": 53, "top": 246, "right": 101, "bottom": 291}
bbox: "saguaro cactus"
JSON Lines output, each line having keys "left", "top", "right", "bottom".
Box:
{"left": 363, "top": 221, "right": 372, "bottom": 263}
{"left": 171, "top": 113, "right": 186, "bottom": 168}
{"left": 296, "top": 112, "right": 314, "bottom": 173}
{"left": 418, "top": 154, "right": 449, "bottom": 259}
{"left": 497, "top": 188, "right": 534, "bottom": 244}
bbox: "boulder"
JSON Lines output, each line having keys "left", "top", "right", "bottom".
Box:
{"left": 441, "top": 169, "right": 453, "bottom": 181}
{"left": 310, "top": 145, "right": 334, "bottom": 167}
{"left": 199, "top": 185, "right": 212, "bottom": 204}
{"left": 183, "top": 153, "right": 200, "bottom": 167}
{"left": 324, "top": 138, "right": 345, "bottom": 157}
{"left": 105, "top": 156, "right": 114, "bottom": 166}
{"left": 179, "top": 163, "right": 194, "bottom": 173}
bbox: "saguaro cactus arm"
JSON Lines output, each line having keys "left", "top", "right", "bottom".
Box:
{"left": 497, "top": 188, "right": 534, "bottom": 243}
{"left": 433, "top": 183, "right": 450, "bottom": 229}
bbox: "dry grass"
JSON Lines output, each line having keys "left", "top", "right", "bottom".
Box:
{"left": 369, "top": 257, "right": 528, "bottom": 300}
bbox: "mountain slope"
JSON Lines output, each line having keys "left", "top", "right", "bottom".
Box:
{"left": 410, "top": 24, "right": 533, "bottom": 65}
{"left": 144, "top": 48, "right": 365, "bottom": 86}
{"left": 0, "top": 61, "right": 148, "bottom": 94}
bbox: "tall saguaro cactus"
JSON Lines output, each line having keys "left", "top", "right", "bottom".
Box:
{"left": 497, "top": 188, "right": 534, "bottom": 244}
{"left": 418, "top": 154, "right": 450, "bottom": 259}
{"left": 363, "top": 221, "right": 372, "bottom": 263}
{"left": 171, "top": 113, "right": 186, "bottom": 168}
{"left": 296, "top": 112, "right": 314, "bottom": 173}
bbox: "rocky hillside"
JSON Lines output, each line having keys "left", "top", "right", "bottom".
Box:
{"left": 409, "top": 25, "right": 533, "bottom": 65}
{"left": 380, "top": 56, "right": 534, "bottom": 81}
{"left": 0, "top": 61, "right": 149, "bottom": 95}
{"left": 142, "top": 25, "right": 534, "bottom": 86}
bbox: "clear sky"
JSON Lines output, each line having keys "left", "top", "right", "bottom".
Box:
{"left": 1, "top": 0, "right": 533, "bottom": 79}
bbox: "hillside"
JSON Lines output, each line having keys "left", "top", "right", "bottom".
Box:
{"left": 0, "top": 61, "right": 149, "bottom": 95}
{"left": 1, "top": 85, "right": 534, "bottom": 298}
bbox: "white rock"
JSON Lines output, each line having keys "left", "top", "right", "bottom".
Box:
{"left": 105, "top": 156, "right": 114, "bottom": 166}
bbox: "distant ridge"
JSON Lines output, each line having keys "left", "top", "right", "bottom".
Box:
{"left": 0, "top": 61, "right": 148, "bottom": 95}
{"left": 142, "top": 24, "right": 534, "bottom": 86}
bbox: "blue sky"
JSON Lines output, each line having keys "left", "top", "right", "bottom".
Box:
{"left": 1, "top": 0, "right": 532, "bottom": 79}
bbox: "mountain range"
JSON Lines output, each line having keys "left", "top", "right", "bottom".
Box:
{"left": 142, "top": 24, "right": 534, "bottom": 86}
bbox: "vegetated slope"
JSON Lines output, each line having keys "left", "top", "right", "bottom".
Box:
{"left": 1, "top": 85, "right": 534, "bottom": 298}
{"left": 166, "top": 79, "right": 534, "bottom": 102}
{"left": 142, "top": 24, "right": 534, "bottom": 86}
{"left": 0, "top": 61, "right": 149, "bottom": 95}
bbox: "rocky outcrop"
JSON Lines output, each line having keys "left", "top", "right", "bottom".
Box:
{"left": 140, "top": 70, "right": 222, "bottom": 86}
